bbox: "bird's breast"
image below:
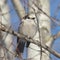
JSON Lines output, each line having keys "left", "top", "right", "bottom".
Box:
{"left": 19, "top": 19, "right": 37, "bottom": 38}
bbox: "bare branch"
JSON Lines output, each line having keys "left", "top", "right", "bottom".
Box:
{"left": 0, "top": 25, "right": 60, "bottom": 58}
{"left": 53, "top": 32, "right": 60, "bottom": 40}
{"left": 12, "top": 0, "right": 26, "bottom": 20}
{"left": 32, "top": 2, "right": 60, "bottom": 26}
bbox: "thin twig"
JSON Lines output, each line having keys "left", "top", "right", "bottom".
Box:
{"left": 0, "top": 24, "right": 60, "bottom": 58}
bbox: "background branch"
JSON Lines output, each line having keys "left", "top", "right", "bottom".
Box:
{"left": 12, "top": 0, "right": 26, "bottom": 20}
{"left": 53, "top": 32, "right": 60, "bottom": 40}
{"left": 0, "top": 25, "right": 60, "bottom": 58}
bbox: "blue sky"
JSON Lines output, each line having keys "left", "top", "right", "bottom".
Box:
{"left": 50, "top": 0, "right": 60, "bottom": 60}
{"left": 7, "top": 0, "right": 60, "bottom": 60}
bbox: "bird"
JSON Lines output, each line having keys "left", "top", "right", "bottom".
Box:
{"left": 16, "top": 14, "right": 37, "bottom": 59}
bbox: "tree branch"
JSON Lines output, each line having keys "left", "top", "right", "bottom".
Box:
{"left": 53, "top": 32, "right": 60, "bottom": 40}
{"left": 0, "top": 25, "right": 60, "bottom": 58}
{"left": 12, "top": 0, "right": 26, "bottom": 20}
{"left": 32, "top": 2, "right": 60, "bottom": 26}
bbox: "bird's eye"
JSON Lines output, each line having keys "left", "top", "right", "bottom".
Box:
{"left": 32, "top": 18, "right": 35, "bottom": 19}
{"left": 23, "top": 15, "right": 29, "bottom": 19}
